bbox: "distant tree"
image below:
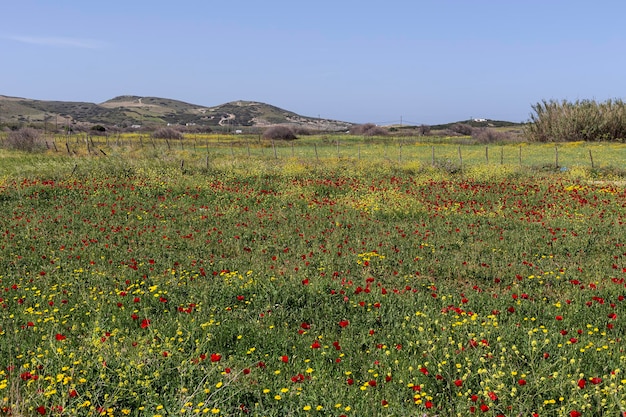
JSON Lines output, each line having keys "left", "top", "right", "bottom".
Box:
{"left": 418, "top": 124, "right": 431, "bottom": 136}
{"left": 262, "top": 125, "right": 297, "bottom": 140}
{"left": 4, "top": 127, "right": 44, "bottom": 152}
{"left": 350, "top": 123, "right": 388, "bottom": 136}
{"left": 450, "top": 123, "right": 473, "bottom": 136}
{"left": 153, "top": 127, "right": 184, "bottom": 140}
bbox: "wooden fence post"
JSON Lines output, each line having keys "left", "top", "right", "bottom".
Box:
{"left": 458, "top": 146, "right": 463, "bottom": 171}
{"left": 431, "top": 146, "right": 435, "bottom": 166}
{"left": 555, "top": 145, "right": 559, "bottom": 168}
{"left": 485, "top": 146, "right": 489, "bottom": 164}
{"left": 314, "top": 143, "right": 319, "bottom": 161}
{"left": 589, "top": 149, "right": 594, "bottom": 168}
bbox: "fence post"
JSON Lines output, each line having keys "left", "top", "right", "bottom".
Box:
{"left": 458, "top": 146, "right": 463, "bottom": 171}
{"left": 272, "top": 140, "right": 277, "bottom": 159}
{"left": 399, "top": 142, "right": 403, "bottom": 163}
{"left": 431, "top": 146, "right": 435, "bottom": 166}
{"left": 519, "top": 146, "right": 522, "bottom": 167}
{"left": 485, "top": 146, "right": 489, "bottom": 164}
{"left": 589, "top": 149, "right": 594, "bottom": 168}
{"left": 231, "top": 142, "right": 234, "bottom": 158}
{"left": 291, "top": 142, "right": 295, "bottom": 157}
{"left": 358, "top": 145, "right": 361, "bottom": 161}
{"left": 500, "top": 147, "right": 504, "bottom": 165}
{"left": 337, "top": 140, "right": 340, "bottom": 159}
{"left": 555, "top": 145, "right": 559, "bottom": 168}
{"left": 314, "top": 143, "right": 319, "bottom": 161}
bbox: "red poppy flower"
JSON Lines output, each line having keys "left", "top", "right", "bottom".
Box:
{"left": 590, "top": 377, "right": 602, "bottom": 385}
{"left": 36, "top": 406, "right": 46, "bottom": 415}
{"left": 55, "top": 333, "right": 66, "bottom": 341}
{"left": 577, "top": 379, "right": 586, "bottom": 389}
{"left": 425, "top": 401, "right": 433, "bottom": 409}
{"left": 338, "top": 320, "right": 349, "bottom": 328}
{"left": 570, "top": 411, "right": 581, "bottom": 417}
{"left": 210, "top": 353, "right": 222, "bottom": 362}
{"left": 311, "top": 340, "right": 321, "bottom": 349}
{"left": 518, "top": 379, "right": 527, "bottom": 386}
{"left": 480, "top": 404, "right": 490, "bottom": 412}
{"left": 140, "top": 319, "right": 150, "bottom": 329}
{"left": 280, "top": 355, "right": 289, "bottom": 363}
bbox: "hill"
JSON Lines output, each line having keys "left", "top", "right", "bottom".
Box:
{"left": 0, "top": 95, "right": 353, "bottom": 131}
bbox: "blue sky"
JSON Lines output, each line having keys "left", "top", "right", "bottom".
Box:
{"left": 2, "top": 1, "right": 625, "bottom": 124}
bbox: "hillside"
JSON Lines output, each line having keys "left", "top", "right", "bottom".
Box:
{"left": 0, "top": 95, "right": 353, "bottom": 131}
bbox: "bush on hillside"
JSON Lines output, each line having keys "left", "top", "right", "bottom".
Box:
{"left": 153, "top": 127, "right": 184, "bottom": 140}
{"left": 450, "top": 123, "right": 474, "bottom": 136}
{"left": 350, "top": 123, "right": 388, "bottom": 136}
{"left": 263, "top": 125, "right": 297, "bottom": 140}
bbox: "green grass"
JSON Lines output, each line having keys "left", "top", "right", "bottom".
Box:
{"left": 1, "top": 141, "right": 626, "bottom": 416}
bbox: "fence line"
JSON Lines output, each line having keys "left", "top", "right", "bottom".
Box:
{"left": 2, "top": 132, "right": 625, "bottom": 171}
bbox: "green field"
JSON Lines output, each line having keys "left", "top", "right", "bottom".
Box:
{"left": 1, "top": 137, "right": 626, "bottom": 416}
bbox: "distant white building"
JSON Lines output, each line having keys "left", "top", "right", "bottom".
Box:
{"left": 473, "top": 118, "right": 487, "bottom": 122}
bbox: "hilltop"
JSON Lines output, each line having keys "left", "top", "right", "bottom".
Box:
{"left": 0, "top": 95, "right": 353, "bottom": 132}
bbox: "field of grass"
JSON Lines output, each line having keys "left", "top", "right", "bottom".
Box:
{"left": 1, "top": 137, "right": 626, "bottom": 416}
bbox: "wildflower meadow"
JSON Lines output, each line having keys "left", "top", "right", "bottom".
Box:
{"left": 1, "top": 143, "right": 626, "bottom": 417}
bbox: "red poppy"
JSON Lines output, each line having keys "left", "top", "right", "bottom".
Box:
{"left": 570, "top": 411, "right": 582, "bottom": 417}
{"left": 210, "top": 353, "right": 222, "bottom": 362}
{"left": 140, "top": 319, "right": 150, "bottom": 329}
{"left": 311, "top": 340, "right": 321, "bottom": 349}
{"left": 577, "top": 379, "right": 586, "bottom": 389}
{"left": 338, "top": 320, "right": 349, "bottom": 328}
{"left": 454, "top": 379, "right": 463, "bottom": 387}
{"left": 280, "top": 355, "right": 289, "bottom": 363}
{"left": 36, "top": 406, "right": 46, "bottom": 415}
{"left": 55, "top": 333, "right": 66, "bottom": 341}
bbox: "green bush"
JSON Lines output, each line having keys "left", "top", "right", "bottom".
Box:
{"left": 526, "top": 98, "right": 626, "bottom": 142}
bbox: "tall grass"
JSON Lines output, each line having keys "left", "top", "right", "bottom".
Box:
{"left": 526, "top": 98, "right": 626, "bottom": 142}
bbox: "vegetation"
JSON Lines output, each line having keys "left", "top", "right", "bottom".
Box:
{"left": 350, "top": 123, "right": 388, "bottom": 136}
{"left": 152, "top": 127, "right": 184, "bottom": 140}
{"left": 1, "top": 142, "right": 626, "bottom": 416}
{"left": 262, "top": 125, "right": 297, "bottom": 140}
{"left": 526, "top": 98, "right": 626, "bottom": 142}
{"left": 3, "top": 127, "right": 44, "bottom": 152}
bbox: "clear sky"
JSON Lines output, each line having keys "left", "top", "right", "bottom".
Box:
{"left": 2, "top": 1, "right": 625, "bottom": 125}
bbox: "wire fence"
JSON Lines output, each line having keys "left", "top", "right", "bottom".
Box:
{"left": 3, "top": 132, "right": 626, "bottom": 172}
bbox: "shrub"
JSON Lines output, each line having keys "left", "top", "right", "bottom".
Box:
{"left": 4, "top": 128, "right": 44, "bottom": 152}
{"left": 418, "top": 124, "right": 431, "bottom": 136}
{"left": 153, "top": 127, "right": 184, "bottom": 140}
{"left": 450, "top": 123, "right": 474, "bottom": 136}
{"left": 526, "top": 98, "right": 626, "bottom": 142}
{"left": 262, "top": 125, "right": 297, "bottom": 140}
{"left": 350, "top": 123, "right": 388, "bottom": 136}
{"left": 472, "top": 128, "right": 512, "bottom": 143}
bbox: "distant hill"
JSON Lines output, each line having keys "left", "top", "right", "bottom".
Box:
{"left": 429, "top": 119, "right": 523, "bottom": 130}
{"left": 0, "top": 95, "right": 353, "bottom": 131}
